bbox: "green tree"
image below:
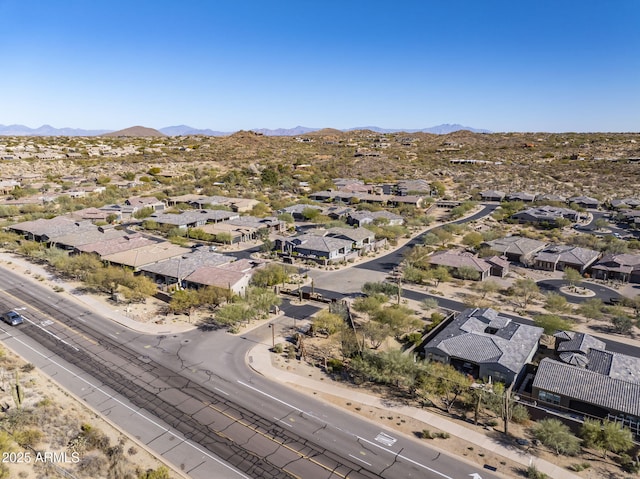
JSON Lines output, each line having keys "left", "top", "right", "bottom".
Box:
{"left": 430, "top": 181, "right": 446, "bottom": 197}
{"left": 457, "top": 266, "right": 481, "bottom": 281}
{"left": 362, "top": 282, "right": 398, "bottom": 297}
{"left": 373, "top": 305, "right": 421, "bottom": 338}
{"left": 462, "top": 231, "right": 484, "bottom": 249}
{"left": 513, "top": 278, "right": 540, "bottom": 308}
{"left": 432, "top": 228, "right": 453, "bottom": 247}
{"left": 431, "top": 266, "right": 452, "bottom": 287}
{"left": 247, "top": 286, "right": 281, "bottom": 318}
{"left": 312, "top": 311, "right": 345, "bottom": 336}
{"left": 474, "top": 280, "right": 500, "bottom": 299}
{"left": 169, "top": 290, "right": 200, "bottom": 317}
{"left": 215, "top": 232, "right": 233, "bottom": 245}
{"left": 563, "top": 268, "right": 583, "bottom": 288}
{"left": 277, "top": 212, "right": 295, "bottom": 223}
{"left": 215, "top": 302, "right": 256, "bottom": 326}
{"left": 544, "top": 292, "right": 571, "bottom": 313}
{"left": 577, "top": 298, "right": 604, "bottom": 321}
{"left": 251, "top": 263, "right": 295, "bottom": 287}
{"left": 534, "top": 314, "right": 574, "bottom": 335}
{"left": 362, "top": 321, "right": 391, "bottom": 349}
{"left": 532, "top": 418, "right": 581, "bottom": 455}
{"left": 352, "top": 295, "right": 386, "bottom": 315}
{"left": 260, "top": 167, "right": 280, "bottom": 187}
{"left": 611, "top": 314, "right": 634, "bottom": 335}
{"left": 302, "top": 207, "right": 321, "bottom": 222}
{"left": 581, "top": 418, "right": 634, "bottom": 458}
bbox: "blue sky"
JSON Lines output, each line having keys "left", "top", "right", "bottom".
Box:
{"left": 0, "top": 0, "right": 638, "bottom": 132}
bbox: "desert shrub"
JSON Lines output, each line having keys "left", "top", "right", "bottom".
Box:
{"left": 13, "top": 428, "right": 42, "bottom": 447}
{"left": 511, "top": 404, "right": 531, "bottom": 424}
{"left": 79, "top": 452, "right": 109, "bottom": 476}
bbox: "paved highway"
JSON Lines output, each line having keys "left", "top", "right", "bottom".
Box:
{"left": 0, "top": 267, "right": 500, "bottom": 479}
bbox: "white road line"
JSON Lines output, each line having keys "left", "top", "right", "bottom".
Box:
{"left": 274, "top": 417, "right": 293, "bottom": 428}
{"left": 237, "top": 380, "right": 453, "bottom": 479}
{"left": 214, "top": 387, "right": 229, "bottom": 396}
{"left": 108, "top": 333, "right": 118, "bottom": 339}
{"left": 356, "top": 435, "right": 453, "bottom": 479}
{"left": 349, "top": 454, "right": 372, "bottom": 466}
{"left": 237, "top": 380, "right": 324, "bottom": 421}
{"left": 24, "top": 317, "right": 79, "bottom": 352}
{"left": 4, "top": 333, "right": 249, "bottom": 479}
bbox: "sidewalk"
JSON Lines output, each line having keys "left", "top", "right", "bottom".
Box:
{"left": 248, "top": 336, "right": 583, "bottom": 479}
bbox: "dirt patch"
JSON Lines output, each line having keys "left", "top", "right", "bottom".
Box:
{"left": 0, "top": 346, "right": 184, "bottom": 479}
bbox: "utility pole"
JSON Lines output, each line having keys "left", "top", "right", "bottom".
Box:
{"left": 268, "top": 324, "right": 275, "bottom": 349}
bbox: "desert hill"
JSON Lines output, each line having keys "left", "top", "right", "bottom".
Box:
{"left": 102, "top": 126, "right": 166, "bottom": 137}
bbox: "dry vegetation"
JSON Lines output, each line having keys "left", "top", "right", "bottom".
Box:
{"left": 0, "top": 346, "right": 179, "bottom": 479}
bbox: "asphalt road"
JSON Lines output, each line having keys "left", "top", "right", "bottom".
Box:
{"left": 354, "top": 204, "right": 500, "bottom": 272}
{"left": 0, "top": 267, "right": 501, "bottom": 479}
{"left": 537, "top": 278, "right": 623, "bottom": 303}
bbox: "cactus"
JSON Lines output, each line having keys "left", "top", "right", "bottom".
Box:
{"left": 11, "top": 370, "right": 24, "bottom": 409}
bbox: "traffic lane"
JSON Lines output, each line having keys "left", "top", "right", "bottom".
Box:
{"left": 1, "top": 279, "right": 375, "bottom": 479}
{"left": 4, "top": 303, "right": 366, "bottom": 479}
{"left": 148, "top": 332, "right": 405, "bottom": 475}
{"left": 149, "top": 322, "right": 502, "bottom": 479}
{"left": 0, "top": 324, "right": 249, "bottom": 479}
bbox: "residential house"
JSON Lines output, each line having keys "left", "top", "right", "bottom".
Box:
{"left": 483, "top": 236, "right": 547, "bottom": 264}
{"left": 324, "top": 227, "right": 376, "bottom": 250}
{"left": 125, "top": 196, "right": 165, "bottom": 212}
{"left": 75, "top": 233, "right": 158, "bottom": 257}
{"left": 486, "top": 256, "right": 510, "bottom": 278}
{"left": 479, "top": 190, "right": 505, "bottom": 202}
{"left": 533, "top": 245, "right": 600, "bottom": 273}
{"left": 325, "top": 206, "right": 355, "bottom": 220}
{"left": 568, "top": 195, "right": 600, "bottom": 209}
{"left": 102, "top": 243, "right": 191, "bottom": 270}
{"left": 54, "top": 226, "right": 127, "bottom": 251}
{"left": 535, "top": 193, "right": 567, "bottom": 204}
{"left": 616, "top": 209, "right": 640, "bottom": 225}
{"left": 609, "top": 198, "right": 640, "bottom": 210}
{"left": 396, "top": 179, "right": 431, "bottom": 196}
{"left": 8, "top": 217, "right": 96, "bottom": 245}
{"left": 389, "top": 195, "right": 426, "bottom": 209}
{"left": 277, "top": 204, "right": 324, "bottom": 221}
{"left": 308, "top": 190, "right": 336, "bottom": 202}
{"left": 347, "top": 210, "right": 404, "bottom": 226}
{"left": 225, "top": 216, "right": 285, "bottom": 234}
{"left": 183, "top": 258, "right": 260, "bottom": 295}
{"left": 424, "top": 308, "right": 544, "bottom": 385}
{"left": 533, "top": 358, "right": 640, "bottom": 431}
{"left": 199, "top": 216, "right": 284, "bottom": 244}
{"left": 427, "top": 250, "right": 492, "bottom": 281}
{"left": 149, "top": 210, "right": 240, "bottom": 229}
{"left": 533, "top": 332, "right": 640, "bottom": 431}
{"left": 67, "top": 207, "right": 116, "bottom": 223}
{"left": 506, "top": 192, "right": 536, "bottom": 202}
{"left": 511, "top": 206, "right": 580, "bottom": 226}
{"left": 140, "top": 249, "right": 236, "bottom": 288}
{"left": 275, "top": 233, "right": 353, "bottom": 262}
{"left": 591, "top": 253, "right": 640, "bottom": 283}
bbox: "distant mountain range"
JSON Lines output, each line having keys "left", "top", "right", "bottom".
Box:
{"left": 0, "top": 123, "right": 490, "bottom": 137}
